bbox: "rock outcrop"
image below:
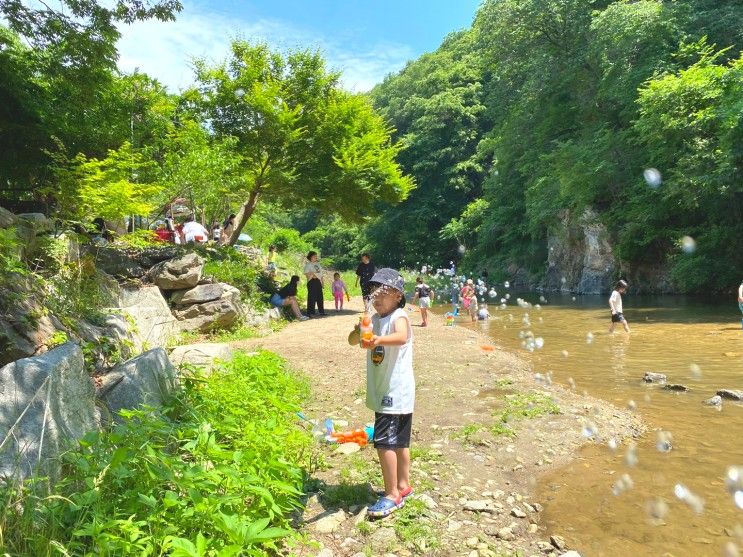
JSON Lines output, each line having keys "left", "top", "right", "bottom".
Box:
{"left": 0, "top": 343, "right": 99, "bottom": 479}
{"left": 97, "top": 348, "right": 179, "bottom": 422}
{"left": 169, "top": 343, "right": 233, "bottom": 369}
{"left": 172, "top": 283, "right": 242, "bottom": 332}
{"left": 149, "top": 253, "right": 203, "bottom": 290}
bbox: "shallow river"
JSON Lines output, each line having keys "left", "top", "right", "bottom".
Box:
{"left": 458, "top": 295, "right": 743, "bottom": 556}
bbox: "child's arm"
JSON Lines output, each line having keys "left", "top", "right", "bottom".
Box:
{"left": 348, "top": 324, "right": 361, "bottom": 346}
{"left": 370, "top": 316, "right": 409, "bottom": 347}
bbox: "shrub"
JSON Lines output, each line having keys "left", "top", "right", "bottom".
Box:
{"left": 265, "top": 227, "right": 312, "bottom": 254}
{"left": 0, "top": 351, "right": 314, "bottom": 556}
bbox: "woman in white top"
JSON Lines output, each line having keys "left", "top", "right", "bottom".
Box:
{"left": 304, "top": 251, "right": 326, "bottom": 316}
{"left": 182, "top": 215, "right": 209, "bottom": 244}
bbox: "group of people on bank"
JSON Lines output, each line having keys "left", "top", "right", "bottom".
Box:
{"left": 268, "top": 252, "right": 377, "bottom": 321}
{"left": 152, "top": 214, "right": 238, "bottom": 245}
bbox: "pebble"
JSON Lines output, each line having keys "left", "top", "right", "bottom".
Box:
{"left": 466, "top": 536, "right": 479, "bottom": 547}
{"left": 414, "top": 494, "right": 438, "bottom": 509}
{"left": 448, "top": 519, "right": 462, "bottom": 532}
{"left": 560, "top": 552, "right": 584, "bottom": 557}
{"left": 663, "top": 384, "right": 689, "bottom": 392}
{"left": 643, "top": 372, "right": 667, "bottom": 383}
{"left": 536, "top": 540, "right": 554, "bottom": 552}
{"left": 335, "top": 442, "right": 361, "bottom": 455}
{"left": 512, "top": 507, "right": 527, "bottom": 518}
{"left": 463, "top": 500, "right": 497, "bottom": 513}
{"left": 550, "top": 535, "right": 567, "bottom": 550}
{"left": 314, "top": 510, "right": 347, "bottom": 534}
{"left": 497, "top": 527, "right": 516, "bottom": 541}
{"left": 353, "top": 506, "right": 368, "bottom": 526}
{"left": 529, "top": 523, "right": 539, "bottom": 534}
{"left": 703, "top": 395, "right": 722, "bottom": 406}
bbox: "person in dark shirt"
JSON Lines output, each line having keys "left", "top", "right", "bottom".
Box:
{"left": 355, "top": 253, "right": 377, "bottom": 302}
{"left": 269, "top": 276, "right": 309, "bottom": 321}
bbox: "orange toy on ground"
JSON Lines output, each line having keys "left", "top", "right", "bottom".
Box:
{"left": 330, "top": 429, "right": 369, "bottom": 447}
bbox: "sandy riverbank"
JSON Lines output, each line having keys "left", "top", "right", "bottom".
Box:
{"left": 234, "top": 298, "right": 644, "bottom": 557}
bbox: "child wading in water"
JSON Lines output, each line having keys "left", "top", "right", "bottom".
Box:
{"left": 412, "top": 276, "right": 434, "bottom": 327}
{"left": 331, "top": 272, "right": 350, "bottom": 311}
{"left": 609, "top": 279, "right": 630, "bottom": 333}
{"left": 348, "top": 268, "right": 415, "bottom": 518}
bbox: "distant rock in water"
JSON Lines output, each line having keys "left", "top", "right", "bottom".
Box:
{"left": 663, "top": 384, "right": 689, "bottom": 392}
{"left": 643, "top": 372, "right": 667, "bottom": 383}
{"left": 703, "top": 395, "right": 722, "bottom": 407}
{"left": 717, "top": 389, "right": 743, "bottom": 401}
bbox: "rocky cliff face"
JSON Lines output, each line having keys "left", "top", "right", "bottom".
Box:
{"left": 542, "top": 208, "right": 674, "bottom": 294}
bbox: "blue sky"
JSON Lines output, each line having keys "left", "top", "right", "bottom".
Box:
{"left": 117, "top": 0, "right": 481, "bottom": 92}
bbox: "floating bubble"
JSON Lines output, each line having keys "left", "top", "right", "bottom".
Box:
{"left": 646, "top": 498, "right": 668, "bottom": 524}
{"left": 643, "top": 168, "right": 662, "bottom": 187}
{"left": 505, "top": 293, "right": 511, "bottom": 300}
{"left": 608, "top": 437, "right": 618, "bottom": 452}
{"left": 625, "top": 442, "right": 638, "bottom": 467}
{"left": 504, "top": 281, "right": 510, "bottom": 289}
{"left": 561, "top": 350, "right": 569, "bottom": 358}
{"left": 535, "top": 337, "right": 544, "bottom": 349}
{"left": 586, "top": 332, "right": 595, "bottom": 344}
{"left": 539, "top": 295, "right": 547, "bottom": 303}
{"left": 723, "top": 542, "right": 740, "bottom": 557}
{"left": 656, "top": 431, "right": 673, "bottom": 453}
{"left": 680, "top": 235, "right": 696, "bottom": 254}
{"left": 458, "top": 245, "right": 466, "bottom": 254}
{"left": 561, "top": 276, "right": 566, "bottom": 284}
{"left": 674, "top": 483, "right": 705, "bottom": 514}
{"left": 568, "top": 377, "right": 576, "bottom": 390}
{"left": 572, "top": 296, "right": 576, "bottom": 301}
{"left": 582, "top": 420, "right": 598, "bottom": 439}
{"left": 644, "top": 393, "right": 652, "bottom": 403}
{"left": 489, "top": 289, "right": 497, "bottom": 298}
{"left": 627, "top": 400, "right": 637, "bottom": 412}
{"left": 235, "top": 88, "right": 245, "bottom": 98}
{"left": 725, "top": 466, "right": 743, "bottom": 509}
{"left": 612, "top": 473, "right": 634, "bottom": 496}
{"left": 689, "top": 363, "right": 702, "bottom": 379}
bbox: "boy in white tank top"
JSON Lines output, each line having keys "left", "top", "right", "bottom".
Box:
{"left": 348, "top": 268, "right": 415, "bottom": 518}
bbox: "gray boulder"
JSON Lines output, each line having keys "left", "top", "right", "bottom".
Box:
{"left": 149, "top": 253, "right": 203, "bottom": 290}
{"left": 98, "top": 348, "right": 178, "bottom": 421}
{"left": 0, "top": 206, "right": 15, "bottom": 228}
{"left": 17, "top": 213, "right": 53, "bottom": 233}
{"left": 173, "top": 284, "right": 242, "bottom": 332}
{"left": 0, "top": 343, "right": 98, "bottom": 479}
{"left": 87, "top": 246, "right": 145, "bottom": 279}
{"left": 169, "top": 343, "right": 233, "bottom": 369}
{"left": 663, "top": 384, "right": 689, "bottom": 392}
{"left": 717, "top": 389, "right": 743, "bottom": 401}
{"left": 703, "top": 395, "right": 722, "bottom": 407}
{"left": 115, "top": 285, "right": 178, "bottom": 352}
{"left": 170, "top": 283, "right": 224, "bottom": 307}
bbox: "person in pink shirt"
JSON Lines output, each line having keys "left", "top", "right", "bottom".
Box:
{"left": 332, "top": 272, "right": 350, "bottom": 311}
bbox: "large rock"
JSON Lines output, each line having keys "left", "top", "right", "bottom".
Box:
{"left": 17, "top": 213, "right": 53, "bottom": 233}
{"left": 135, "top": 245, "right": 184, "bottom": 268}
{"left": 0, "top": 343, "right": 99, "bottom": 479}
{"left": 86, "top": 246, "right": 145, "bottom": 279}
{"left": 717, "top": 389, "right": 743, "bottom": 401}
{"left": 115, "top": 285, "right": 178, "bottom": 352}
{"left": 74, "top": 315, "right": 135, "bottom": 371}
{"left": 0, "top": 206, "right": 15, "bottom": 228}
{"left": 170, "top": 283, "right": 224, "bottom": 307}
{"left": 173, "top": 284, "right": 242, "bottom": 332}
{"left": 169, "top": 343, "right": 233, "bottom": 368}
{"left": 149, "top": 253, "right": 203, "bottom": 290}
{"left": 643, "top": 372, "right": 667, "bottom": 384}
{"left": 97, "top": 348, "right": 178, "bottom": 421}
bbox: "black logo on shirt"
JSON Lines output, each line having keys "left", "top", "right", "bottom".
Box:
{"left": 382, "top": 395, "right": 393, "bottom": 408}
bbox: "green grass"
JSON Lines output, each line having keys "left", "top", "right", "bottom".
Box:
{"left": 321, "top": 482, "right": 375, "bottom": 508}
{"left": 339, "top": 452, "right": 382, "bottom": 485}
{"left": 493, "top": 392, "right": 560, "bottom": 434}
{"left": 452, "top": 423, "right": 485, "bottom": 444}
{"left": 392, "top": 498, "right": 440, "bottom": 553}
{"left": 0, "top": 351, "right": 315, "bottom": 556}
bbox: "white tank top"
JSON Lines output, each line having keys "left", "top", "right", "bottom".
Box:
{"left": 366, "top": 308, "right": 415, "bottom": 414}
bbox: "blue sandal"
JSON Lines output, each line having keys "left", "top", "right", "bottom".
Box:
{"left": 368, "top": 495, "right": 404, "bottom": 518}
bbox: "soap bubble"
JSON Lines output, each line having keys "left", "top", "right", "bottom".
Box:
{"left": 680, "top": 235, "right": 696, "bottom": 254}
{"left": 561, "top": 276, "right": 566, "bottom": 284}
{"left": 458, "top": 245, "right": 466, "bottom": 254}
{"left": 539, "top": 295, "right": 547, "bottom": 303}
{"left": 646, "top": 498, "right": 668, "bottom": 524}
{"left": 582, "top": 420, "right": 598, "bottom": 439}
{"left": 489, "top": 289, "right": 497, "bottom": 298}
{"left": 723, "top": 542, "right": 740, "bottom": 557}
{"left": 572, "top": 296, "right": 576, "bottom": 301}
{"left": 625, "top": 442, "right": 638, "bottom": 466}
{"left": 505, "top": 293, "right": 511, "bottom": 300}
{"left": 568, "top": 377, "right": 576, "bottom": 390}
{"left": 504, "top": 281, "right": 510, "bottom": 288}
{"left": 627, "top": 400, "right": 637, "bottom": 411}
{"left": 656, "top": 431, "right": 673, "bottom": 452}
{"left": 725, "top": 466, "right": 743, "bottom": 509}
{"left": 643, "top": 168, "right": 662, "bottom": 188}
{"left": 689, "top": 363, "right": 702, "bottom": 379}
{"left": 561, "top": 350, "right": 569, "bottom": 358}
{"left": 235, "top": 88, "right": 245, "bottom": 98}
{"left": 608, "top": 437, "right": 618, "bottom": 452}
{"left": 674, "top": 483, "right": 704, "bottom": 514}
{"left": 535, "top": 337, "right": 544, "bottom": 349}
{"left": 586, "top": 332, "right": 594, "bottom": 344}
{"left": 612, "top": 473, "right": 634, "bottom": 496}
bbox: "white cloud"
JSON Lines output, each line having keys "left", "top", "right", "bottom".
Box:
{"left": 116, "top": 5, "right": 413, "bottom": 92}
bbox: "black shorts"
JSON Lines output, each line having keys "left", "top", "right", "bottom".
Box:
{"left": 373, "top": 413, "right": 413, "bottom": 449}
{"left": 611, "top": 312, "right": 625, "bottom": 323}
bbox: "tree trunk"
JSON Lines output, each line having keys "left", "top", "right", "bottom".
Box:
{"left": 227, "top": 189, "right": 260, "bottom": 246}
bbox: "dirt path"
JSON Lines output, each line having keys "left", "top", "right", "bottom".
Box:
{"left": 233, "top": 298, "right": 643, "bottom": 557}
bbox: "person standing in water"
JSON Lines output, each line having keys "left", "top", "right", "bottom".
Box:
{"left": 412, "top": 276, "right": 434, "bottom": 327}
{"left": 738, "top": 279, "right": 743, "bottom": 329}
{"left": 609, "top": 279, "right": 630, "bottom": 333}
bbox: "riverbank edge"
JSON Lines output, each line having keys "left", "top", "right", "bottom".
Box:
{"left": 233, "top": 299, "right": 647, "bottom": 556}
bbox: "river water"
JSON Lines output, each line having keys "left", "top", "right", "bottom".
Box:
{"left": 458, "top": 294, "right": 743, "bottom": 556}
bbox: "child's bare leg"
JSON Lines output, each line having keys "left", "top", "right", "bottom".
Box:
{"left": 288, "top": 298, "right": 302, "bottom": 319}
{"left": 420, "top": 307, "right": 427, "bottom": 325}
{"left": 609, "top": 322, "right": 616, "bottom": 333}
{"left": 395, "top": 448, "right": 410, "bottom": 492}
{"left": 377, "top": 449, "right": 400, "bottom": 499}
{"left": 623, "top": 320, "right": 630, "bottom": 333}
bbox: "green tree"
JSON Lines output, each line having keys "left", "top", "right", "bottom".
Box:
{"left": 192, "top": 41, "right": 413, "bottom": 245}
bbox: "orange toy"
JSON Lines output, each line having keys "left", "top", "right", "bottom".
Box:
{"left": 330, "top": 429, "right": 369, "bottom": 447}
{"left": 360, "top": 313, "right": 373, "bottom": 343}
{"left": 480, "top": 345, "right": 496, "bottom": 352}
